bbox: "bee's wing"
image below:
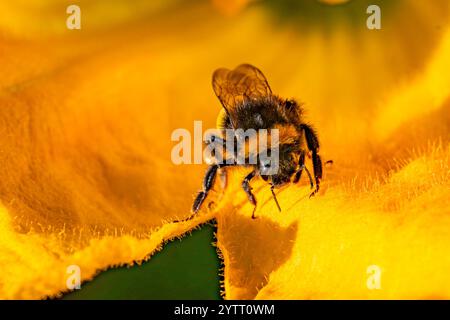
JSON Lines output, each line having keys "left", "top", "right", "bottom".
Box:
{"left": 212, "top": 64, "right": 272, "bottom": 124}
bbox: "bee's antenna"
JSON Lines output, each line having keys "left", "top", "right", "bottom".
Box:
{"left": 270, "top": 185, "right": 282, "bottom": 212}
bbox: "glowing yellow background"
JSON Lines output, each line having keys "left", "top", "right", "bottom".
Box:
{"left": 0, "top": 0, "right": 449, "bottom": 299}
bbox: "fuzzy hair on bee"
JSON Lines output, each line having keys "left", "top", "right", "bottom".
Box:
{"left": 191, "top": 64, "right": 324, "bottom": 219}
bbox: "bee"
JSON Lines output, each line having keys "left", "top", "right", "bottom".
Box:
{"left": 192, "top": 64, "right": 323, "bottom": 219}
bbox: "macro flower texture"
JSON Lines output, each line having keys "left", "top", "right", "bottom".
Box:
{"left": 0, "top": 0, "right": 449, "bottom": 299}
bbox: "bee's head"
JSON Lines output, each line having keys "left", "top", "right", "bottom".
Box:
{"left": 259, "top": 145, "right": 297, "bottom": 187}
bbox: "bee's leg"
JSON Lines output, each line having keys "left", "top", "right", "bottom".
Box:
{"left": 192, "top": 165, "right": 219, "bottom": 214}
{"left": 294, "top": 167, "right": 314, "bottom": 190}
{"left": 241, "top": 170, "right": 257, "bottom": 219}
{"left": 301, "top": 124, "right": 323, "bottom": 197}
{"left": 302, "top": 166, "right": 315, "bottom": 190}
